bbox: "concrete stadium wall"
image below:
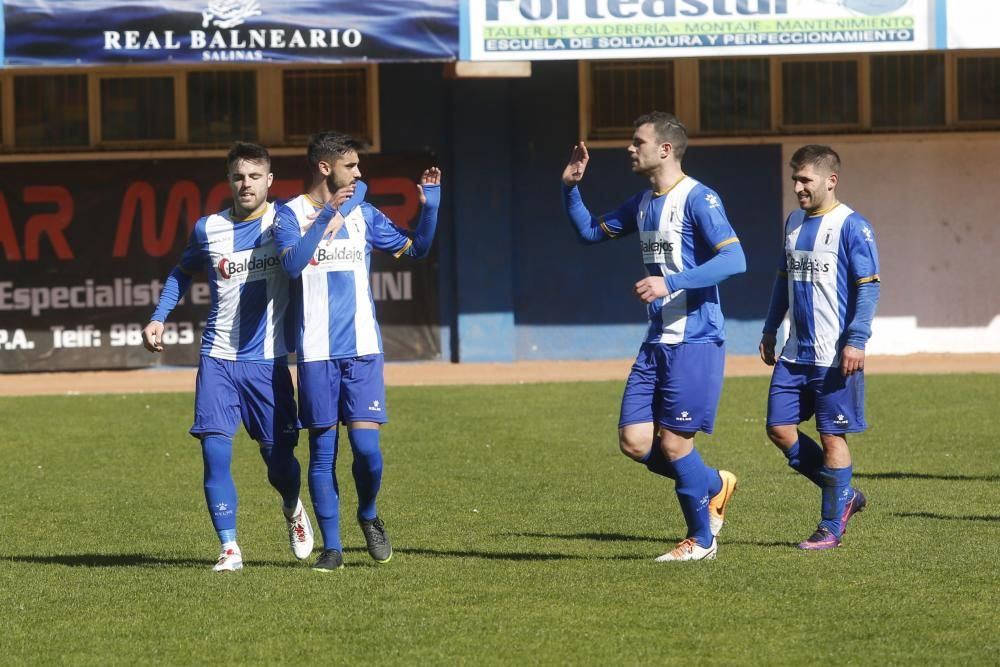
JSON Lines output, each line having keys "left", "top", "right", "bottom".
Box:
{"left": 378, "top": 61, "right": 1000, "bottom": 361}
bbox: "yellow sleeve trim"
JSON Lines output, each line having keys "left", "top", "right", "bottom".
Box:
{"left": 393, "top": 238, "right": 414, "bottom": 259}
{"left": 777, "top": 270, "right": 788, "bottom": 278}
{"left": 714, "top": 237, "right": 739, "bottom": 251}
{"left": 857, "top": 274, "right": 881, "bottom": 285}
{"left": 598, "top": 217, "right": 618, "bottom": 239}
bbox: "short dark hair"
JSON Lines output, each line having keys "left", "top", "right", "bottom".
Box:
{"left": 634, "top": 111, "right": 688, "bottom": 161}
{"left": 307, "top": 130, "right": 367, "bottom": 168}
{"left": 790, "top": 144, "right": 841, "bottom": 174}
{"left": 227, "top": 141, "right": 270, "bottom": 172}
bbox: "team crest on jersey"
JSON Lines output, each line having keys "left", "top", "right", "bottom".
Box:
{"left": 862, "top": 225, "right": 874, "bottom": 242}
{"left": 704, "top": 193, "right": 720, "bottom": 208}
{"left": 203, "top": 0, "right": 262, "bottom": 29}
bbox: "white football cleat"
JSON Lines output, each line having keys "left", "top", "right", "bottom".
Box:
{"left": 286, "top": 499, "right": 315, "bottom": 560}
{"left": 654, "top": 537, "right": 718, "bottom": 562}
{"left": 709, "top": 470, "right": 738, "bottom": 537}
{"left": 213, "top": 543, "right": 244, "bottom": 572}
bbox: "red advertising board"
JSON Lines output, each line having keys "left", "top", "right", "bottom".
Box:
{"left": 0, "top": 154, "right": 441, "bottom": 372}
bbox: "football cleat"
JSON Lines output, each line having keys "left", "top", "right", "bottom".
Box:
{"left": 213, "top": 544, "right": 243, "bottom": 572}
{"left": 286, "top": 499, "right": 315, "bottom": 560}
{"left": 708, "top": 470, "right": 738, "bottom": 537}
{"left": 359, "top": 516, "right": 393, "bottom": 563}
{"left": 654, "top": 537, "right": 718, "bottom": 562}
{"left": 798, "top": 527, "right": 841, "bottom": 550}
{"left": 312, "top": 549, "right": 344, "bottom": 572}
{"left": 840, "top": 488, "right": 867, "bottom": 535}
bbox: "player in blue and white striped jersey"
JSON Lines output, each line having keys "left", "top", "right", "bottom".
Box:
{"left": 562, "top": 112, "right": 746, "bottom": 562}
{"left": 142, "top": 142, "right": 314, "bottom": 572}
{"left": 759, "top": 144, "right": 880, "bottom": 551}
{"left": 273, "top": 130, "right": 441, "bottom": 572}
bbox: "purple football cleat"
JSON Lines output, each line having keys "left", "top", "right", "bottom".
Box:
{"left": 840, "top": 488, "right": 868, "bottom": 535}
{"left": 798, "top": 527, "right": 841, "bottom": 550}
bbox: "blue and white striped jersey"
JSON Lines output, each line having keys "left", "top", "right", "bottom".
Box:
{"left": 178, "top": 203, "right": 291, "bottom": 361}
{"left": 274, "top": 194, "right": 413, "bottom": 362}
{"left": 599, "top": 176, "right": 740, "bottom": 344}
{"left": 778, "top": 204, "right": 880, "bottom": 367}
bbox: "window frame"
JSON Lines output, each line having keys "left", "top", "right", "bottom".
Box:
{"left": 950, "top": 50, "right": 1000, "bottom": 129}
{"left": 278, "top": 64, "right": 380, "bottom": 149}
{"left": 7, "top": 70, "right": 92, "bottom": 150}
{"left": 579, "top": 49, "right": 1000, "bottom": 144}
{"left": 185, "top": 67, "right": 261, "bottom": 146}
{"left": 776, "top": 54, "right": 866, "bottom": 133}
{"left": 93, "top": 69, "right": 184, "bottom": 147}
{"left": 0, "top": 63, "right": 379, "bottom": 158}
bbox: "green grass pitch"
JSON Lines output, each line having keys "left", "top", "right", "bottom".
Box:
{"left": 1, "top": 374, "right": 998, "bottom": 665}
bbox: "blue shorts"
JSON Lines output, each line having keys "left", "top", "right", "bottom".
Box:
{"left": 767, "top": 360, "right": 867, "bottom": 434}
{"left": 297, "top": 354, "right": 387, "bottom": 429}
{"left": 619, "top": 341, "right": 725, "bottom": 435}
{"left": 191, "top": 356, "right": 299, "bottom": 445}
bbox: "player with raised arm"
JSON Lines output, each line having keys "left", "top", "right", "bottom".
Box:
{"left": 759, "top": 144, "right": 879, "bottom": 550}
{"left": 561, "top": 111, "right": 745, "bottom": 561}
{"left": 142, "top": 142, "right": 314, "bottom": 571}
{"left": 274, "top": 130, "right": 441, "bottom": 572}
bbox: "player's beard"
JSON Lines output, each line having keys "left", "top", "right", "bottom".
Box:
{"left": 326, "top": 173, "right": 355, "bottom": 194}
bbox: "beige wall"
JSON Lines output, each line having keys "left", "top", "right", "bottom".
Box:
{"left": 781, "top": 134, "right": 1000, "bottom": 354}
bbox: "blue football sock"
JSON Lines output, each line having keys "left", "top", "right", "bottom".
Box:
{"left": 669, "top": 448, "right": 713, "bottom": 548}
{"left": 819, "top": 464, "right": 853, "bottom": 535}
{"left": 308, "top": 428, "right": 342, "bottom": 552}
{"left": 640, "top": 441, "right": 677, "bottom": 479}
{"left": 201, "top": 435, "right": 238, "bottom": 545}
{"left": 349, "top": 428, "right": 383, "bottom": 522}
{"left": 259, "top": 441, "right": 301, "bottom": 514}
{"left": 784, "top": 434, "right": 825, "bottom": 487}
{"left": 705, "top": 466, "right": 723, "bottom": 498}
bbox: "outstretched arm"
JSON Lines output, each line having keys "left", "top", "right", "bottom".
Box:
{"left": 143, "top": 266, "right": 193, "bottom": 352}
{"left": 406, "top": 167, "right": 442, "bottom": 258}
{"left": 561, "top": 141, "right": 607, "bottom": 244}
{"left": 561, "top": 142, "right": 636, "bottom": 244}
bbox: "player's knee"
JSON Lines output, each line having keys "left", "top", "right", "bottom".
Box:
{"left": 618, "top": 433, "right": 649, "bottom": 461}
{"left": 766, "top": 425, "right": 794, "bottom": 448}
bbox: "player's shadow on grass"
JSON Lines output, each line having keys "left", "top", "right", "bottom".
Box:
{"left": 855, "top": 472, "right": 1000, "bottom": 482}
{"left": 400, "top": 546, "right": 648, "bottom": 561}
{"left": 3, "top": 553, "right": 306, "bottom": 568}
{"left": 504, "top": 531, "right": 661, "bottom": 543}
{"left": 501, "top": 532, "right": 798, "bottom": 550}
{"left": 892, "top": 511, "right": 1000, "bottom": 523}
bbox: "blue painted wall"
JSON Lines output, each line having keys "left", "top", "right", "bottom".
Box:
{"left": 379, "top": 61, "right": 784, "bottom": 361}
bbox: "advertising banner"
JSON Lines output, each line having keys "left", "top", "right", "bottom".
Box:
{"left": 0, "top": 154, "right": 442, "bottom": 372}
{"left": 2, "top": 0, "right": 458, "bottom": 66}
{"left": 461, "top": 0, "right": 935, "bottom": 60}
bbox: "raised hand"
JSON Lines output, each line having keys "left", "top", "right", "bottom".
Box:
{"left": 562, "top": 142, "right": 590, "bottom": 186}
{"left": 418, "top": 167, "right": 442, "bottom": 205}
